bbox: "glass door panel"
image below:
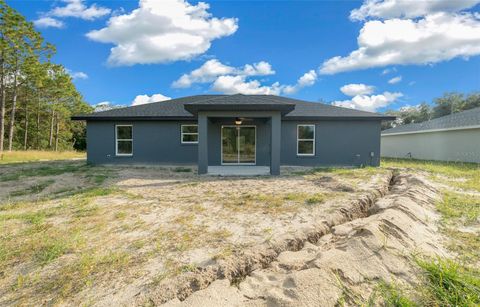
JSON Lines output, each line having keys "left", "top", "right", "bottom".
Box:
{"left": 221, "top": 126, "right": 256, "bottom": 165}
{"left": 222, "top": 126, "right": 238, "bottom": 164}
{"left": 239, "top": 127, "right": 255, "bottom": 164}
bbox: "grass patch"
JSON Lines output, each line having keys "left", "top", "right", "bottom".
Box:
{"left": 437, "top": 191, "right": 480, "bottom": 225}
{"left": 34, "top": 239, "right": 69, "bottom": 265}
{"left": 0, "top": 163, "right": 89, "bottom": 182}
{"left": 436, "top": 191, "right": 480, "bottom": 263}
{"left": 9, "top": 179, "right": 55, "bottom": 197}
{"left": 305, "top": 193, "right": 325, "bottom": 205}
{"left": 226, "top": 192, "right": 327, "bottom": 213}
{"left": 0, "top": 150, "right": 85, "bottom": 164}
{"left": 382, "top": 158, "right": 480, "bottom": 192}
{"left": 42, "top": 251, "right": 132, "bottom": 299}
{"left": 443, "top": 228, "right": 480, "bottom": 264}
{"left": 173, "top": 166, "right": 192, "bottom": 173}
{"left": 372, "top": 281, "right": 416, "bottom": 307}
{"left": 417, "top": 258, "right": 480, "bottom": 306}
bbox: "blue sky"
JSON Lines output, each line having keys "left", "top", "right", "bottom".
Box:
{"left": 9, "top": 0, "right": 480, "bottom": 112}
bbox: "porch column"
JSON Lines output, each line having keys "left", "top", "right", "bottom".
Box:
{"left": 270, "top": 112, "right": 281, "bottom": 175}
{"left": 198, "top": 112, "right": 208, "bottom": 174}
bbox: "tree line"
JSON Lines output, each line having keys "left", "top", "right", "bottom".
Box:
{"left": 382, "top": 92, "right": 480, "bottom": 130}
{"left": 0, "top": 0, "right": 91, "bottom": 154}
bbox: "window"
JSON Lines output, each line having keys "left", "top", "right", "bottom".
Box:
{"left": 181, "top": 125, "right": 198, "bottom": 144}
{"left": 297, "top": 125, "right": 315, "bottom": 156}
{"left": 116, "top": 125, "right": 133, "bottom": 156}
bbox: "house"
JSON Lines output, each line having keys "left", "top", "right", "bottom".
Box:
{"left": 381, "top": 107, "right": 480, "bottom": 163}
{"left": 72, "top": 94, "right": 394, "bottom": 175}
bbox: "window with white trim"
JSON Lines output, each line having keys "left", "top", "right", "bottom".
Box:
{"left": 116, "top": 125, "right": 133, "bottom": 156}
{"left": 297, "top": 125, "right": 315, "bottom": 156}
{"left": 181, "top": 125, "right": 198, "bottom": 144}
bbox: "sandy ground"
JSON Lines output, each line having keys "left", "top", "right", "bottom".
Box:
{"left": 162, "top": 173, "right": 449, "bottom": 306}
{"left": 0, "top": 162, "right": 392, "bottom": 306}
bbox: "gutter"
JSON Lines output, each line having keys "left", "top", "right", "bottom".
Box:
{"left": 382, "top": 124, "right": 480, "bottom": 136}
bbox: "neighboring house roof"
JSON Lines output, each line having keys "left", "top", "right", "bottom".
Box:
{"left": 72, "top": 94, "right": 395, "bottom": 121}
{"left": 382, "top": 107, "right": 480, "bottom": 136}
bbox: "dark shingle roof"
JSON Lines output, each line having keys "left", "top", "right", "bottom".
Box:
{"left": 72, "top": 94, "right": 395, "bottom": 121}
{"left": 382, "top": 107, "right": 480, "bottom": 135}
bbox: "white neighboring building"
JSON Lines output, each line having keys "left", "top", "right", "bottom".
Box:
{"left": 381, "top": 107, "right": 480, "bottom": 163}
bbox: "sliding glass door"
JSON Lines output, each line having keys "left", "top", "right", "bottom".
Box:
{"left": 222, "top": 126, "right": 256, "bottom": 165}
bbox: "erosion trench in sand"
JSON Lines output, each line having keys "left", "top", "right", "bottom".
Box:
{"left": 135, "top": 171, "right": 446, "bottom": 306}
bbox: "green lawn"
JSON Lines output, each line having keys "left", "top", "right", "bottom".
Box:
{"left": 0, "top": 150, "right": 85, "bottom": 164}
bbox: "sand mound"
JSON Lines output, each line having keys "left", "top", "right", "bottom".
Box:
{"left": 163, "top": 173, "right": 448, "bottom": 306}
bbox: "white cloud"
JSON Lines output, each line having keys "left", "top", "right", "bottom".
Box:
{"left": 320, "top": 12, "right": 480, "bottom": 74}
{"left": 50, "top": 0, "right": 111, "bottom": 20}
{"left": 87, "top": 0, "right": 238, "bottom": 66}
{"left": 68, "top": 70, "right": 88, "bottom": 80}
{"left": 212, "top": 76, "right": 282, "bottom": 95}
{"left": 93, "top": 101, "right": 124, "bottom": 112}
{"left": 172, "top": 59, "right": 274, "bottom": 88}
{"left": 388, "top": 75, "right": 402, "bottom": 84}
{"left": 340, "top": 83, "right": 375, "bottom": 96}
{"left": 381, "top": 67, "right": 396, "bottom": 75}
{"left": 332, "top": 91, "right": 403, "bottom": 112}
{"left": 33, "top": 17, "right": 65, "bottom": 28}
{"left": 350, "top": 0, "right": 480, "bottom": 21}
{"left": 132, "top": 93, "right": 171, "bottom": 106}
{"left": 283, "top": 70, "right": 318, "bottom": 94}
{"left": 173, "top": 59, "right": 316, "bottom": 95}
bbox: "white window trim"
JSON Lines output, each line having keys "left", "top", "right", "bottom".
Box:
{"left": 181, "top": 124, "right": 199, "bottom": 144}
{"left": 115, "top": 124, "right": 133, "bottom": 156}
{"left": 297, "top": 124, "right": 315, "bottom": 156}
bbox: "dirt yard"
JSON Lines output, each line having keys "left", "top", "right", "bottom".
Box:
{"left": 0, "top": 159, "right": 478, "bottom": 306}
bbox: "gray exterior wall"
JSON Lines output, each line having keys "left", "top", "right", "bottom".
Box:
{"left": 381, "top": 128, "right": 480, "bottom": 163}
{"left": 86, "top": 120, "right": 197, "bottom": 164}
{"left": 86, "top": 119, "right": 382, "bottom": 167}
{"left": 281, "top": 120, "right": 381, "bottom": 167}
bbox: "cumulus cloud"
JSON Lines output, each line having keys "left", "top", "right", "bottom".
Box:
{"left": 340, "top": 83, "right": 375, "bottom": 96}
{"left": 50, "top": 0, "right": 111, "bottom": 20}
{"left": 283, "top": 70, "right": 318, "bottom": 94}
{"left": 320, "top": 12, "right": 480, "bottom": 74}
{"left": 172, "top": 59, "right": 274, "bottom": 88}
{"left": 33, "top": 17, "right": 65, "bottom": 28}
{"left": 132, "top": 93, "right": 171, "bottom": 106}
{"left": 87, "top": 0, "right": 238, "bottom": 66}
{"left": 67, "top": 70, "right": 88, "bottom": 80}
{"left": 332, "top": 91, "right": 403, "bottom": 112}
{"left": 173, "top": 59, "right": 317, "bottom": 95}
{"left": 350, "top": 0, "right": 480, "bottom": 21}
{"left": 93, "top": 101, "right": 124, "bottom": 112}
{"left": 212, "top": 76, "right": 283, "bottom": 95}
{"left": 388, "top": 75, "right": 402, "bottom": 84}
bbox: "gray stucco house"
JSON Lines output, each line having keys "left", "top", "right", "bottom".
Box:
{"left": 73, "top": 94, "right": 394, "bottom": 175}
{"left": 382, "top": 107, "right": 480, "bottom": 163}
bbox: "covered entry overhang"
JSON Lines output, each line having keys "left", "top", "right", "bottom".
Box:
{"left": 184, "top": 100, "right": 295, "bottom": 175}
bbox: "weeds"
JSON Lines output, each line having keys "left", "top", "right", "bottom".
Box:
{"left": 382, "top": 158, "right": 480, "bottom": 192}
{"left": 417, "top": 258, "right": 480, "bottom": 306}
{"left": 372, "top": 281, "right": 417, "bottom": 307}
{"left": 437, "top": 191, "right": 480, "bottom": 225}
{"left": 9, "top": 179, "right": 55, "bottom": 197}
{"left": 0, "top": 151, "right": 85, "bottom": 164}
{"left": 173, "top": 166, "right": 192, "bottom": 173}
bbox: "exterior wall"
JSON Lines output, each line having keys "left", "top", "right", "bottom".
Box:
{"left": 381, "top": 128, "right": 480, "bottom": 163}
{"left": 86, "top": 119, "right": 383, "bottom": 167}
{"left": 207, "top": 118, "right": 271, "bottom": 166}
{"left": 281, "top": 120, "right": 382, "bottom": 167}
{"left": 86, "top": 120, "right": 197, "bottom": 164}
